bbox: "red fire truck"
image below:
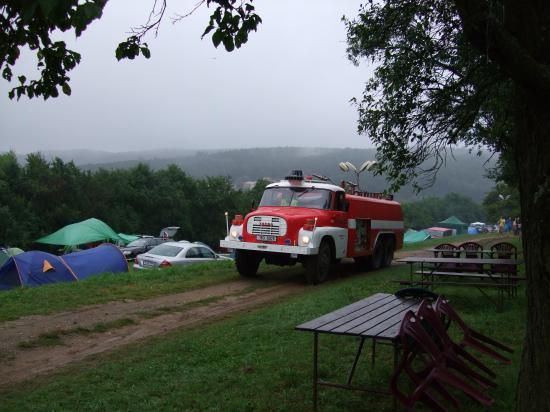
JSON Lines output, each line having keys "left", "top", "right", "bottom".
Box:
{"left": 220, "top": 170, "right": 404, "bottom": 284}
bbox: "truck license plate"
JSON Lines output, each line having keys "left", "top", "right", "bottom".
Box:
{"left": 256, "top": 235, "right": 276, "bottom": 242}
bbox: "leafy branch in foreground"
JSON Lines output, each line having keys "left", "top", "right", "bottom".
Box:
{"left": 0, "top": 0, "right": 261, "bottom": 100}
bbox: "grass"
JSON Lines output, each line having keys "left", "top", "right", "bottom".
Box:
{"left": 0, "top": 261, "right": 239, "bottom": 322}
{"left": 17, "top": 318, "right": 138, "bottom": 349}
{"left": 0, "top": 259, "right": 525, "bottom": 411}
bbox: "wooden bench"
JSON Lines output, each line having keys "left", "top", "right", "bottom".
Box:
{"left": 413, "top": 270, "right": 526, "bottom": 282}
{"left": 395, "top": 280, "right": 512, "bottom": 288}
{"left": 412, "top": 270, "right": 524, "bottom": 298}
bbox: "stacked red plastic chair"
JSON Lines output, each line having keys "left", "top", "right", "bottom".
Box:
{"left": 390, "top": 307, "right": 494, "bottom": 411}
{"left": 434, "top": 296, "right": 514, "bottom": 364}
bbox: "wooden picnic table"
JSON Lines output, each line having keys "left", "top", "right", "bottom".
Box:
{"left": 295, "top": 293, "right": 422, "bottom": 410}
{"left": 395, "top": 256, "right": 522, "bottom": 309}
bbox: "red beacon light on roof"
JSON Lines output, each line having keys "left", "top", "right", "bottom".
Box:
{"left": 232, "top": 214, "right": 244, "bottom": 225}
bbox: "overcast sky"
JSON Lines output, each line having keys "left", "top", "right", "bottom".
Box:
{"left": 0, "top": 0, "right": 372, "bottom": 154}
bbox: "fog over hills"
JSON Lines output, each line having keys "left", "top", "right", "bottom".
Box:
{"left": 11, "top": 147, "right": 497, "bottom": 203}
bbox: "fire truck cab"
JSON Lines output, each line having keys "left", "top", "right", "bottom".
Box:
{"left": 220, "top": 170, "right": 404, "bottom": 284}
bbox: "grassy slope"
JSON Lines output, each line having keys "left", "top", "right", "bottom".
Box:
{"left": 0, "top": 236, "right": 524, "bottom": 411}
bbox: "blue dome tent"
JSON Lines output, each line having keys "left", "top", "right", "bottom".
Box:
{"left": 0, "top": 244, "right": 128, "bottom": 291}
{"left": 62, "top": 243, "right": 128, "bottom": 280}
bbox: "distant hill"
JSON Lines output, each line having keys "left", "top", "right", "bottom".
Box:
{"left": 12, "top": 147, "right": 497, "bottom": 203}
{"left": 13, "top": 148, "right": 202, "bottom": 165}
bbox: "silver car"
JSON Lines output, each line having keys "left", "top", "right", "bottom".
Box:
{"left": 134, "top": 241, "right": 231, "bottom": 269}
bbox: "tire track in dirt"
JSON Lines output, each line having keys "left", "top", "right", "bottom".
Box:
{"left": 0, "top": 279, "right": 257, "bottom": 351}
{"left": 0, "top": 281, "right": 306, "bottom": 386}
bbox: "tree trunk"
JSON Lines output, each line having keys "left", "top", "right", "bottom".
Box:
{"left": 515, "top": 89, "right": 550, "bottom": 411}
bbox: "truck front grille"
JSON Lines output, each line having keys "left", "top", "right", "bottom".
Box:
{"left": 247, "top": 216, "right": 288, "bottom": 237}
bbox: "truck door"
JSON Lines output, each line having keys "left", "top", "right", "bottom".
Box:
{"left": 332, "top": 192, "right": 348, "bottom": 227}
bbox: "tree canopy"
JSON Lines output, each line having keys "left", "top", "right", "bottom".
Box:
{"left": 344, "top": 0, "right": 513, "bottom": 191}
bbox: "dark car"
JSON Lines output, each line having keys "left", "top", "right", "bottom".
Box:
{"left": 120, "top": 226, "right": 180, "bottom": 259}
{"left": 120, "top": 237, "right": 166, "bottom": 259}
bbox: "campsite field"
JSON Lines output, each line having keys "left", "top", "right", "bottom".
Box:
{"left": 0, "top": 234, "right": 523, "bottom": 411}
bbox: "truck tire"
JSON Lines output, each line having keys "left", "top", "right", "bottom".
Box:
{"left": 235, "top": 250, "right": 261, "bottom": 277}
{"left": 305, "top": 240, "right": 332, "bottom": 284}
{"left": 369, "top": 240, "right": 384, "bottom": 270}
{"left": 382, "top": 238, "right": 395, "bottom": 267}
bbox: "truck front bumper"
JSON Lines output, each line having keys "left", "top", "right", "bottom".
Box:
{"left": 220, "top": 240, "right": 319, "bottom": 255}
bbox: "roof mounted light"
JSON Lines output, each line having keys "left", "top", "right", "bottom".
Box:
{"left": 285, "top": 170, "right": 304, "bottom": 181}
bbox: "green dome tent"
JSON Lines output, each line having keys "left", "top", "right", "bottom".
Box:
{"left": 36, "top": 218, "right": 125, "bottom": 247}
{"left": 437, "top": 216, "right": 469, "bottom": 235}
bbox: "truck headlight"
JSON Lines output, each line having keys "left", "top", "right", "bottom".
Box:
{"left": 231, "top": 230, "right": 238, "bottom": 238}
{"left": 302, "top": 235, "right": 310, "bottom": 245}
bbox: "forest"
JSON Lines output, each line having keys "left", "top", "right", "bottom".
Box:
{"left": 0, "top": 152, "right": 265, "bottom": 250}
{"left": 1, "top": 151, "right": 513, "bottom": 251}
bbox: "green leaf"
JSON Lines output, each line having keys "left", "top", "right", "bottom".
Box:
{"left": 202, "top": 24, "right": 215, "bottom": 38}
{"left": 222, "top": 36, "right": 235, "bottom": 52}
{"left": 115, "top": 44, "right": 124, "bottom": 61}
{"left": 235, "top": 30, "right": 248, "bottom": 48}
{"left": 18, "top": 75, "right": 26, "bottom": 85}
{"left": 212, "top": 31, "right": 223, "bottom": 48}
{"left": 232, "top": 15, "right": 241, "bottom": 28}
{"left": 8, "top": 90, "right": 15, "bottom": 100}
{"left": 141, "top": 47, "right": 151, "bottom": 59}
{"left": 62, "top": 83, "right": 71, "bottom": 96}
{"left": 2, "top": 67, "right": 12, "bottom": 81}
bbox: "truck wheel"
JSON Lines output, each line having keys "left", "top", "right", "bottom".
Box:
{"left": 369, "top": 240, "right": 384, "bottom": 270}
{"left": 305, "top": 240, "right": 332, "bottom": 284}
{"left": 235, "top": 250, "right": 261, "bottom": 277}
{"left": 382, "top": 238, "right": 395, "bottom": 267}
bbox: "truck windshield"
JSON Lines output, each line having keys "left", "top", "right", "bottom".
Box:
{"left": 259, "top": 187, "right": 332, "bottom": 210}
